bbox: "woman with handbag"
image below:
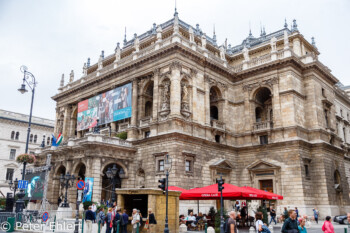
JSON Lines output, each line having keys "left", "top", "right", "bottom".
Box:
{"left": 146, "top": 208, "right": 157, "bottom": 233}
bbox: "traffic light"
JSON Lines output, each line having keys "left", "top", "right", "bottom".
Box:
{"left": 158, "top": 178, "right": 166, "bottom": 192}
{"left": 218, "top": 178, "right": 224, "bottom": 192}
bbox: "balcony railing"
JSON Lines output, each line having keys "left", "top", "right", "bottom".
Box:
{"left": 211, "top": 119, "right": 225, "bottom": 131}
{"left": 253, "top": 121, "right": 273, "bottom": 131}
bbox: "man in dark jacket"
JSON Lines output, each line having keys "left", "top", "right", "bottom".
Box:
{"left": 281, "top": 209, "right": 299, "bottom": 233}
{"left": 121, "top": 209, "right": 129, "bottom": 233}
{"left": 85, "top": 206, "right": 96, "bottom": 233}
{"left": 113, "top": 208, "right": 121, "bottom": 233}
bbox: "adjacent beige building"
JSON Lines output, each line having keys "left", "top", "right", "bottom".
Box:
{"left": 35, "top": 13, "right": 350, "bottom": 217}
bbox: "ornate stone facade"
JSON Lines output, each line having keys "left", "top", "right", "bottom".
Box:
{"left": 36, "top": 14, "right": 350, "bottom": 217}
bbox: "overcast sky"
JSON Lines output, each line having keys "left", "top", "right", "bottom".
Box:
{"left": 0, "top": 0, "right": 349, "bottom": 120}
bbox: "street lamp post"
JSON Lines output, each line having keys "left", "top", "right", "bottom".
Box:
{"left": 105, "top": 164, "right": 119, "bottom": 206}
{"left": 16, "top": 65, "right": 37, "bottom": 213}
{"left": 9, "top": 178, "right": 19, "bottom": 199}
{"left": 164, "top": 154, "right": 172, "bottom": 233}
{"left": 59, "top": 172, "right": 76, "bottom": 208}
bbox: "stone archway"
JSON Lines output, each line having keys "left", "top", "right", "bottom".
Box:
{"left": 101, "top": 163, "right": 125, "bottom": 204}
{"left": 51, "top": 165, "right": 66, "bottom": 206}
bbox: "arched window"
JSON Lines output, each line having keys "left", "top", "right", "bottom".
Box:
{"left": 34, "top": 135, "right": 38, "bottom": 143}
{"left": 47, "top": 137, "right": 51, "bottom": 145}
{"left": 11, "top": 131, "right": 15, "bottom": 140}
{"left": 254, "top": 87, "right": 272, "bottom": 124}
{"left": 29, "top": 134, "right": 33, "bottom": 143}
{"left": 209, "top": 86, "right": 222, "bottom": 122}
{"left": 210, "top": 106, "right": 219, "bottom": 120}
{"left": 15, "top": 132, "right": 19, "bottom": 140}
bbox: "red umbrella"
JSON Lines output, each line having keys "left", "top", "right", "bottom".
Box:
{"left": 180, "top": 183, "right": 264, "bottom": 200}
{"left": 168, "top": 186, "right": 187, "bottom": 192}
{"left": 244, "top": 186, "right": 283, "bottom": 200}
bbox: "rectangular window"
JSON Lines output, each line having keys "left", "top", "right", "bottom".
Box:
{"left": 9, "top": 149, "right": 16, "bottom": 160}
{"left": 260, "top": 135, "right": 268, "bottom": 145}
{"left": 6, "top": 168, "right": 14, "bottom": 181}
{"left": 158, "top": 160, "right": 164, "bottom": 172}
{"left": 185, "top": 160, "right": 192, "bottom": 172}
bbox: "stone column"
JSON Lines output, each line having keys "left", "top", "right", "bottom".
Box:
{"left": 243, "top": 88, "right": 251, "bottom": 131}
{"left": 204, "top": 75, "right": 211, "bottom": 126}
{"left": 170, "top": 62, "right": 181, "bottom": 117}
{"left": 91, "top": 158, "right": 102, "bottom": 203}
{"left": 111, "top": 122, "right": 117, "bottom": 132}
{"left": 191, "top": 70, "right": 198, "bottom": 123}
{"left": 272, "top": 79, "right": 282, "bottom": 128}
{"left": 293, "top": 38, "right": 302, "bottom": 56}
{"left": 62, "top": 106, "right": 71, "bottom": 141}
{"left": 130, "top": 79, "right": 138, "bottom": 126}
{"left": 152, "top": 69, "right": 160, "bottom": 120}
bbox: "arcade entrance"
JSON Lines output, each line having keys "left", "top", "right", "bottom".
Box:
{"left": 124, "top": 194, "right": 148, "bottom": 217}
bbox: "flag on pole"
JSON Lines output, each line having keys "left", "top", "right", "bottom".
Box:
{"left": 52, "top": 133, "right": 63, "bottom": 147}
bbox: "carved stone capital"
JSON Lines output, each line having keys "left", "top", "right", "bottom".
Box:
{"left": 170, "top": 61, "right": 182, "bottom": 73}
{"left": 153, "top": 67, "right": 161, "bottom": 77}
{"left": 190, "top": 68, "right": 198, "bottom": 77}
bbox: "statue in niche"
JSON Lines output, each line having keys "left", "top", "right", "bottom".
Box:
{"left": 219, "top": 46, "right": 225, "bottom": 60}
{"left": 181, "top": 81, "right": 191, "bottom": 117}
{"left": 161, "top": 81, "right": 170, "bottom": 110}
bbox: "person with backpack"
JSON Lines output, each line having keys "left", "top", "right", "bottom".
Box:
{"left": 224, "top": 211, "right": 237, "bottom": 233}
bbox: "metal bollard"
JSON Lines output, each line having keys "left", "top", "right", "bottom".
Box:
{"left": 345, "top": 228, "right": 347, "bottom": 233}
{"left": 53, "top": 215, "right": 56, "bottom": 232}
{"left": 136, "top": 222, "right": 140, "bottom": 233}
{"left": 98, "top": 222, "right": 101, "bottom": 233}
{"left": 81, "top": 212, "right": 85, "bottom": 233}
{"left": 205, "top": 223, "right": 208, "bottom": 233}
{"left": 117, "top": 220, "right": 120, "bottom": 233}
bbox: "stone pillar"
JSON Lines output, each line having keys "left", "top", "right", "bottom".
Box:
{"left": 91, "top": 158, "right": 102, "bottom": 203}
{"left": 111, "top": 122, "right": 117, "bottom": 132}
{"left": 272, "top": 79, "right": 282, "bottom": 127}
{"left": 152, "top": 69, "right": 160, "bottom": 120}
{"left": 243, "top": 89, "right": 251, "bottom": 131}
{"left": 170, "top": 63, "right": 181, "bottom": 117}
{"left": 62, "top": 106, "right": 71, "bottom": 141}
{"left": 293, "top": 38, "right": 302, "bottom": 56}
{"left": 130, "top": 79, "right": 138, "bottom": 126}
{"left": 54, "top": 109, "right": 60, "bottom": 135}
{"left": 204, "top": 76, "right": 211, "bottom": 126}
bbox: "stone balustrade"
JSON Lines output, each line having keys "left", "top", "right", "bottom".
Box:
{"left": 211, "top": 119, "right": 226, "bottom": 131}
{"left": 118, "top": 122, "right": 130, "bottom": 132}
{"left": 253, "top": 121, "right": 273, "bottom": 131}
{"left": 140, "top": 116, "right": 152, "bottom": 127}
{"left": 68, "top": 133, "right": 132, "bottom": 147}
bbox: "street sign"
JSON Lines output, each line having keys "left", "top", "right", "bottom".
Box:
{"left": 42, "top": 212, "right": 49, "bottom": 222}
{"left": 76, "top": 180, "right": 85, "bottom": 190}
{"left": 77, "top": 189, "right": 83, "bottom": 202}
{"left": 18, "top": 180, "right": 28, "bottom": 189}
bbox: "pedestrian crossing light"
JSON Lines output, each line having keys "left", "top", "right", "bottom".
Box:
{"left": 218, "top": 178, "right": 224, "bottom": 192}
{"left": 158, "top": 178, "right": 166, "bottom": 192}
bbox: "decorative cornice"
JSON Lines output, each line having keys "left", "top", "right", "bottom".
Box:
{"left": 242, "top": 76, "right": 279, "bottom": 91}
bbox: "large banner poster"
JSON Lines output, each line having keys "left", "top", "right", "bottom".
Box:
{"left": 24, "top": 172, "right": 45, "bottom": 200}
{"left": 83, "top": 177, "right": 94, "bottom": 203}
{"left": 77, "top": 83, "right": 132, "bottom": 131}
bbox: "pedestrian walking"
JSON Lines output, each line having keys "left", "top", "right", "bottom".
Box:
{"left": 255, "top": 212, "right": 263, "bottom": 233}
{"left": 226, "top": 211, "right": 238, "bottom": 233}
{"left": 298, "top": 217, "right": 307, "bottom": 233}
{"left": 347, "top": 213, "right": 350, "bottom": 225}
{"left": 121, "top": 209, "right": 129, "bottom": 233}
{"left": 146, "top": 208, "right": 157, "bottom": 233}
{"left": 295, "top": 207, "right": 299, "bottom": 218}
{"left": 322, "top": 216, "right": 335, "bottom": 233}
{"left": 106, "top": 208, "right": 113, "bottom": 233}
{"left": 313, "top": 208, "right": 319, "bottom": 224}
{"left": 240, "top": 206, "right": 247, "bottom": 227}
{"left": 281, "top": 209, "right": 298, "bottom": 233}
{"left": 283, "top": 207, "right": 289, "bottom": 222}
{"left": 85, "top": 206, "right": 96, "bottom": 233}
{"left": 132, "top": 208, "right": 140, "bottom": 233}
{"left": 269, "top": 207, "right": 277, "bottom": 225}
{"left": 97, "top": 208, "right": 106, "bottom": 230}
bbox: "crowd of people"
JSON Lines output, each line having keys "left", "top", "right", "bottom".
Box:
{"left": 83, "top": 204, "right": 157, "bottom": 233}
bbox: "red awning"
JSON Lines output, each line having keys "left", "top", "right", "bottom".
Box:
{"left": 243, "top": 186, "right": 283, "bottom": 200}
{"left": 179, "top": 183, "right": 264, "bottom": 200}
{"left": 168, "top": 186, "right": 187, "bottom": 192}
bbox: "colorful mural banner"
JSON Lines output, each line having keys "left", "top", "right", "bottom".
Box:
{"left": 77, "top": 82, "right": 132, "bottom": 131}
{"left": 83, "top": 177, "right": 94, "bottom": 203}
